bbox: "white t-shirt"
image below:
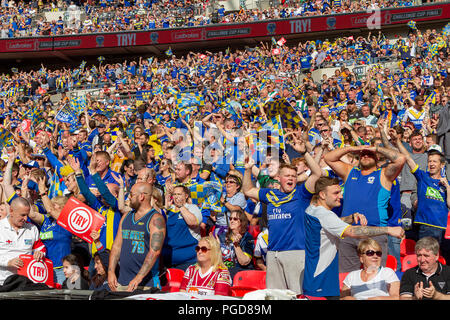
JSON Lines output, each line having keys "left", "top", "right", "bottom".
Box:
{"left": 0, "top": 217, "right": 43, "bottom": 285}
{"left": 343, "top": 266, "right": 399, "bottom": 300}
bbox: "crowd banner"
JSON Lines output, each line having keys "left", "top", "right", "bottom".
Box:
{"left": 57, "top": 196, "right": 105, "bottom": 244}
{"left": 17, "top": 255, "right": 54, "bottom": 287}
{"left": 0, "top": 3, "right": 448, "bottom": 54}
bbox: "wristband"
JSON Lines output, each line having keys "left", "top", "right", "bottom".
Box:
{"left": 95, "top": 242, "right": 104, "bottom": 251}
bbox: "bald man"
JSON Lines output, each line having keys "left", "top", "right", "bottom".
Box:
{"left": 108, "top": 182, "right": 166, "bottom": 292}
{"left": 0, "top": 197, "right": 46, "bottom": 285}
{"left": 136, "top": 167, "right": 164, "bottom": 199}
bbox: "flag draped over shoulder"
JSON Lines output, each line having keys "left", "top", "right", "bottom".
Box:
{"left": 264, "top": 98, "right": 302, "bottom": 129}
{"left": 56, "top": 95, "right": 86, "bottom": 125}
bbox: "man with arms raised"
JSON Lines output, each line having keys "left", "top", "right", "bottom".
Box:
{"left": 324, "top": 144, "right": 406, "bottom": 272}
{"left": 242, "top": 135, "right": 322, "bottom": 294}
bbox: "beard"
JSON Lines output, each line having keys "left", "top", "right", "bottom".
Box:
{"left": 359, "top": 159, "right": 376, "bottom": 170}
{"left": 130, "top": 199, "right": 140, "bottom": 210}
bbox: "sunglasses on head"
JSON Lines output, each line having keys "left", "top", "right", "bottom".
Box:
{"left": 364, "top": 250, "right": 382, "bottom": 257}
{"left": 195, "top": 246, "right": 210, "bottom": 253}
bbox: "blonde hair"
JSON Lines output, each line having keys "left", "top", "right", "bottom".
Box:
{"left": 357, "top": 238, "right": 382, "bottom": 256}
{"left": 51, "top": 196, "right": 69, "bottom": 208}
{"left": 198, "top": 235, "right": 227, "bottom": 271}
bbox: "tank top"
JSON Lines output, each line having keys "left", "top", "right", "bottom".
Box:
{"left": 118, "top": 209, "right": 161, "bottom": 288}
{"left": 342, "top": 167, "right": 390, "bottom": 226}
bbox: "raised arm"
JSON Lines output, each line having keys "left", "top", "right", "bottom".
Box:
{"left": 375, "top": 144, "right": 406, "bottom": 183}
{"left": 388, "top": 128, "right": 417, "bottom": 171}
{"left": 323, "top": 145, "right": 359, "bottom": 182}
{"left": 242, "top": 157, "right": 260, "bottom": 201}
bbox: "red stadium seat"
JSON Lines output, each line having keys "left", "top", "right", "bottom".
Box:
{"left": 386, "top": 254, "right": 398, "bottom": 271}
{"left": 401, "top": 254, "right": 418, "bottom": 272}
{"left": 161, "top": 268, "right": 185, "bottom": 292}
{"left": 439, "top": 255, "right": 447, "bottom": 265}
{"left": 230, "top": 270, "right": 266, "bottom": 297}
{"left": 400, "top": 239, "right": 416, "bottom": 258}
{"left": 339, "top": 272, "right": 349, "bottom": 290}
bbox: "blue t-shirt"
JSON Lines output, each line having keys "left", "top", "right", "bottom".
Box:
{"left": 259, "top": 183, "right": 313, "bottom": 251}
{"left": 39, "top": 215, "right": 72, "bottom": 268}
{"left": 413, "top": 166, "right": 449, "bottom": 229}
{"left": 162, "top": 206, "right": 200, "bottom": 266}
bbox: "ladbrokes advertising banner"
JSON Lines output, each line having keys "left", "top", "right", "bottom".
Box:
{"left": 0, "top": 3, "right": 448, "bottom": 53}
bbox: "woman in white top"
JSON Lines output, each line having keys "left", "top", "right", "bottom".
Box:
{"left": 341, "top": 238, "right": 400, "bottom": 300}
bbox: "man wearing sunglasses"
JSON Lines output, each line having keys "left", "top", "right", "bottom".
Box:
{"left": 303, "top": 177, "right": 404, "bottom": 299}
{"left": 324, "top": 143, "right": 406, "bottom": 273}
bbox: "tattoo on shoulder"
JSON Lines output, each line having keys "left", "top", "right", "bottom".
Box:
{"left": 152, "top": 216, "right": 165, "bottom": 230}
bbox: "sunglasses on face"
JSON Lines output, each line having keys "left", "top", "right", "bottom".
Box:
{"left": 195, "top": 246, "right": 211, "bottom": 253}
{"left": 230, "top": 217, "right": 240, "bottom": 222}
{"left": 364, "top": 250, "right": 382, "bottom": 257}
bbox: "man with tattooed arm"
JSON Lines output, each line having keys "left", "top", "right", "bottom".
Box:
{"left": 324, "top": 144, "right": 406, "bottom": 273}
{"left": 108, "top": 182, "right": 166, "bottom": 292}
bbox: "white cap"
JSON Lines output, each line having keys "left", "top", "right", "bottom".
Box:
{"left": 428, "top": 144, "right": 443, "bottom": 153}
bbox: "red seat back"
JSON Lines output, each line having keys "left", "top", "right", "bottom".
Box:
{"left": 401, "top": 254, "right": 418, "bottom": 272}
{"left": 386, "top": 254, "right": 398, "bottom": 271}
{"left": 161, "top": 268, "right": 185, "bottom": 292}
{"left": 339, "top": 272, "right": 349, "bottom": 290}
{"left": 230, "top": 270, "right": 266, "bottom": 297}
{"left": 400, "top": 239, "right": 416, "bottom": 257}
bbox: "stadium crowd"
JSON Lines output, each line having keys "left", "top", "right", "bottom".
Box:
{"left": 0, "top": 20, "right": 449, "bottom": 300}
{"left": 0, "top": 0, "right": 420, "bottom": 38}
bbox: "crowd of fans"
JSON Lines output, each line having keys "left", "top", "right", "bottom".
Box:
{"left": 0, "top": 20, "right": 449, "bottom": 299}
{"left": 0, "top": 0, "right": 424, "bottom": 38}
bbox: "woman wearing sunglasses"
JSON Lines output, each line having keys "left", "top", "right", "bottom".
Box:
{"left": 179, "top": 235, "right": 232, "bottom": 296}
{"left": 216, "top": 208, "right": 254, "bottom": 279}
{"left": 341, "top": 239, "right": 400, "bottom": 300}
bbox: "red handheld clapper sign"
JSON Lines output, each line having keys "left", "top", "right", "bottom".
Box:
{"left": 57, "top": 196, "right": 105, "bottom": 243}
{"left": 17, "top": 255, "right": 54, "bottom": 287}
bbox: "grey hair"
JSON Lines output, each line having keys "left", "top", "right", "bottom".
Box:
{"left": 415, "top": 237, "right": 440, "bottom": 256}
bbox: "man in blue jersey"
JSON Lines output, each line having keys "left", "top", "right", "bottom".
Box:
{"left": 242, "top": 141, "right": 322, "bottom": 294}
{"left": 108, "top": 182, "right": 166, "bottom": 292}
{"left": 324, "top": 144, "right": 406, "bottom": 273}
{"left": 304, "top": 177, "right": 405, "bottom": 299}
{"left": 392, "top": 133, "right": 450, "bottom": 244}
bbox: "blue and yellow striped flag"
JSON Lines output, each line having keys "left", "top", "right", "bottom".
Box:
{"left": 264, "top": 98, "right": 302, "bottom": 129}
{"left": 0, "top": 127, "right": 13, "bottom": 150}
{"left": 425, "top": 90, "right": 437, "bottom": 105}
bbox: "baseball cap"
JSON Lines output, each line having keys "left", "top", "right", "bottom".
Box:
{"left": 22, "top": 160, "right": 40, "bottom": 169}
{"left": 427, "top": 144, "right": 444, "bottom": 156}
